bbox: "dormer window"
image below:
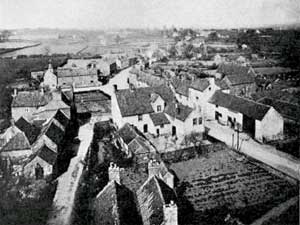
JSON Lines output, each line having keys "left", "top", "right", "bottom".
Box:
{"left": 138, "top": 115, "right": 143, "bottom": 121}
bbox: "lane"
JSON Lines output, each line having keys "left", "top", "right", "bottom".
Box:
{"left": 206, "top": 120, "right": 300, "bottom": 180}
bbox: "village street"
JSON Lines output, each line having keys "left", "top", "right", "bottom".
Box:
{"left": 206, "top": 120, "right": 300, "bottom": 180}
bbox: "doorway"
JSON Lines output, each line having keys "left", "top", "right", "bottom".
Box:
{"left": 35, "top": 164, "right": 44, "bottom": 180}
{"left": 172, "top": 126, "right": 176, "bottom": 136}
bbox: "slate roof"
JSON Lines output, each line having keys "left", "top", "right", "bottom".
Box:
{"left": 209, "top": 91, "right": 271, "bottom": 121}
{"left": 224, "top": 74, "right": 255, "bottom": 86}
{"left": 150, "top": 113, "right": 170, "bottom": 126}
{"left": 12, "top": 91, "right": 51, "bottom": 107}
{"left": 57, "top": 67, "right": 98, "bottom": 77}
{"left": 136, "top": 176, "right": 177, "bottom": 225}
{"left": 38, "top": 145, "right": 57, "bottom": 165}
{"left": 257, "top": 97, "right": 300, "bottom": 122}
{"left": 1, "top": 132, "right": 31, "bottom": 152}
{"left": 15, "top": 117, "right": 41, "bottom": 145}
{"left": 115, "top": 85, "right": 174, "bottom": 117}
{"left": 164, "top": 102, "right": 193, "bottom": 122}
{"left": 93, "top": 181, "right": 141, "bottom": 225}
{"left": 45, "top": 122, "right": 65, "bottom": 145}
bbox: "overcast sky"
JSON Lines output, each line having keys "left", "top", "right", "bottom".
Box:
{"left": 1, "top": 0, "right": 300, "bottom": 29}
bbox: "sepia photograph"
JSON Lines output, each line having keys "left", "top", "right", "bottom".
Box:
{"left": 0, "top": 0, "right": 299, "bottom": 224}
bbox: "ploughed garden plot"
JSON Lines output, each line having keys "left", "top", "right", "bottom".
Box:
{"left": 170, "top": 149, "right": 298, "bottom": 224}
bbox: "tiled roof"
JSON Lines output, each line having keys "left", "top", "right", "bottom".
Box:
{"left": 257, "top": 97, "right": 300, "bottom": 122}
{"left": 45, "top": 122, "right": 65, "bottom": 145}
{"left": 74, "top": 90, "right": 111, "bottom": 103}
{"left": 224, "top": 74, "right": 255, "bottom": 86}
{"left": 215, "top": 79, "right": 230, "bottom": 90}
{"left": 12, "top": 91, "right": 51, "bottom": 107}
{"left": 128, "top": 136, "right": 154, "bottom": 156}
{"left": 117, "top": 123, "right": 143, "bottom": 144}
{"left": 74, "top": 90, "right": 111, "bottom": 114}
{"left": 217, "top": 62, "right": 251, "bottom": 76}
{"left": 150, "top": 113, "right": 170, "bottom": 126}
{"left": 15, "top": 117, "right": 41, "bottom": 145}
{"left": 54, "top": 110, "right": 69, "bottom": 128}
{"left": 164, "top": 102, "right": 193, "bottom": 122}
{"left": 190, "top": 78, "right": 210, "bottom": 92}
{"left": 115, "top": 85, "right": 174, "bottom": 117}
{"left": 254, "top": 67, "right": 297, "bottom": 76}
{"left": 57, "top": 67, "right": 98, "bottom": 77}
{"left": 132, "top": 69, "right": 167, "bottom": 87}
{"left": 1, "top": 132, "right": 31, "bottom": 152}
{"left": 76, "top": 101, "right": 111, "bottom": 114}
{"left": 38, "top": 145, "right": 57, "bottom": 165}
{"left": 171, "top": 77, "right": 191, "bottom": 96}
{"left": 93, "top": 181, "right": 141, "bottom": 225}
{"left": 209, "top": 91, "right": 270, "bottom": 121}
{"left": 136, "top": 176, "right": 177, "bottom": 225}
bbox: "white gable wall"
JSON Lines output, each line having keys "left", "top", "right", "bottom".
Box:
{"left": 255, "top": 107, "right": 284, "bottom": 142}
{"left": 24, "top": 156, "right": 53, "bottom": 178}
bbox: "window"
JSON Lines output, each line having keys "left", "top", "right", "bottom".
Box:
{"left": 209, "top": 87, "right": 211, "bottom": 91}
{"left": 157, "top": 105, "right": 162, "bottom": 112}
{"left": 143, "top": 124, "right": 148, "bottom": 133}
{"left": 198, "top": 117, "right": 202, "bottom": 124}
{"left": 196, "top": 96, "right": 199, "bottom": 100}
{"left": 138, "top": 115, "right": 143, "bottom": 121}
{"left": 160, "top": 124, "right": 164, "bottom": 128}
{"left": 193, "top": 118, "right": 197, "bottom": 126}
{"left": 90, "top": 80, "right": 94, "bottom": 83}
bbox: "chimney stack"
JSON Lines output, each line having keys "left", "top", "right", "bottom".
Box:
{"left": 163, "top": 201, "right": 178, "bottom": 225}
{"left": 113, "top": 84, "right": 118, "bottom": 92}
{"left": 12, "top": 89, "right": 17, "bottom": 98}
{"left": 108, "top": 162, "right": 121, "bottom": 184}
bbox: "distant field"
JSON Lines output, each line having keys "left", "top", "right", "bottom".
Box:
{"left": 1, "top": 39, "right": 87, "bottom": 57}
{"left": 171, "top": 148, "right": 298, "bottom": 225}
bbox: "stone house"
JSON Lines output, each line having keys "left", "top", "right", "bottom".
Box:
{"left": 56, "top": 67, "right": 100, "bottom": 89}
{"left": 23, "top": 144, "right": 57, "bottom": 179}
{"left": 112, "top": 85, "right": 174, "bottom": 136}
{"left": 41, "top": 63, "right": 57, "bottom": 90}
{"left": 164, "top": 101, "right": 204, "bottom": 137}
{"left": 74, "top": 90, "right": 111, "bottom": 121}
{"left": 11, "top": 89, "right": 52, "bottom": 121}
{"left": 207, "top": 91, "right": 284, "bottom": 142}
{"left": 217, "top": 63, "right": 257, "bottom": 97}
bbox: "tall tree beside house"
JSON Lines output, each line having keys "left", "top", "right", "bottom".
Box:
{"left": 169, "top": 45, "right": 178, "bottom": 58}
{"left": 183, "top": 43, "right": 195, "bottom": 59}
{"left": 0, "top": 30, "right": 12, "bottom": 42}
{"left": 115, "top": 35, "right": 121, "bottom": 45}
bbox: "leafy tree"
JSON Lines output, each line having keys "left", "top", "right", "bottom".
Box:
{"left": 0, "top": 30, "right": 12, "bottom": 42}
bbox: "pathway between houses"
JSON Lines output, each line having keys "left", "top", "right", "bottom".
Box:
{"left": 206, "top": 120, "right": 300, "bottom": 180}
{"left": 47, "top": 121, "right": 94, "bottom": 225}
